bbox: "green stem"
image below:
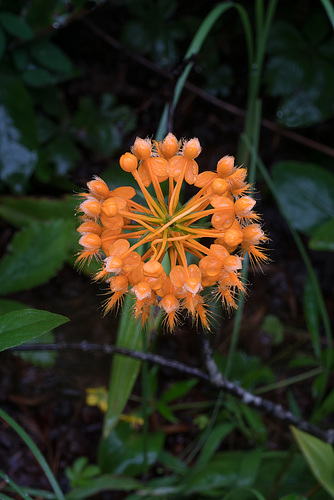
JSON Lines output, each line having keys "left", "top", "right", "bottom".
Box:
{"left": 255, "top": 367, "right": 324, "bottom": 395}
{"left": 0, "top": 408, "right": 65, "bottom": 500}
{"left": 141, "top": 327, "right": 149, "bottom": 474}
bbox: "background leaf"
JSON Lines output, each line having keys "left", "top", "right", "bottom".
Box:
{"left": 0, "top": 219, "right": 73, "bottom": 295}
{"left": 272, "top": 161, "right": 334, "bottom": 233}
{"left": 291, "top": 426, "right": 334, "bottom": 496}
{"left": 0, "top": 308, "right": 68, "bottom": 351}
{"left": 0, "top": 75, "right": 38, "bottom": 193}
{"left": 309, "top": 218, "right": 334, "bottom": 251}
{"left": 0, "top": 12, "right": 33, "bottom": 40}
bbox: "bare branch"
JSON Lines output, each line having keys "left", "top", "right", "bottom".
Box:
{"left": 10, "top": 340, "right": 334, "bottom": 444}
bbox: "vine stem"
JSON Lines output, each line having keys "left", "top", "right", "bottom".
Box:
{"left": 10, "top": 341, "right": 334, "bottom": 445}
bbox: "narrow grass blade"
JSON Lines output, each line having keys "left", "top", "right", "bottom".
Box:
{"left": 320, "top": 0, "right": 334, "bottom": 29}
{"left": 242, "top": 134, "right": 332, "bottom": 400}
{"left": 0, "top": 408, "right": 65, "bottom": 500}
{"left": 0, "top": 470, "right": 34, "bottom": 500}
{"left": 156, "top": 2, "right": 235, "bottom": 140}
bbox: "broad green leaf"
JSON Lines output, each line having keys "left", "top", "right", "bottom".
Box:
{"left": 0, "top": 299, "right": 29, "bottom": 315}
{"left": 0, "top": 195, "right": 77, "bottom": 227}
{"left": 309, "top": 218, "right": 334, "bottom": 251}
{"left": 272, "top": 162, "right": 334, "bottom": 234}
{"left": 29, "top": 40, "right": 73, "bottom": 73}
{"left": 0, "top": 26, "right": 6, "bottom": 59}
{"left": 196, "top": 423, "right": 235, "bottom": 466}
{"left": 0, "top": 219, "right": 73, "bottom": 295}
{"left": 0, "top": 12, "right": 33, "bottom": 40}
{"left": 0, "top": 308, "right": 68, "bottom": 351}
{"left": 0, "top": 74, "right": 38, "bottom": 193}
{"left": 66, "top": 474, "right": 142, "bottom": 500}
{"left": 303, "top": 275, "right": 321, "bottom": 358}
{"left": 102, "top": 295, "right": 143, "bottom": 438}
{"left": 291, "top": 426, "right": 334, "bottom": 496}
{"left": 98, "top": 422, "right": 164, "bottom": 476}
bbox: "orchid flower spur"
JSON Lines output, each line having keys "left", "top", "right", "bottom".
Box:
{"left": 76, "top": 134, "right": 268, "bottom": 331}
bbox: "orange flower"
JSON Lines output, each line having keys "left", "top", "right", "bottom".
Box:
{"left": 76, "top": 134, "right": 268, "bottom": 331}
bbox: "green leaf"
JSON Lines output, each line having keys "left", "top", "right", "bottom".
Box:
{"left": 22, "top": 67, "right": 53, "bottom": 87}
{"left": 0, "top": 308, "right": 68, "bottom": 351}
{"left": 0, "top": 195, "right": 77, "bottom": 227}
{"left": 261, "top": 314, "right": 284, "bottom": 345}
{"left": 196, "top": 423, "right": 235, "bottom": 466}
{"left": 291, "top": 426, "right": 334, "bottom": 496}
{"left": 0, "top": 74, "right": 38, "bottom": 193}
{"left": 155, "top": 400, "right": 178, "bottom": 423}
{"left": 15, "top": 331, "right": 57, "bottom": 368}
{"left": 98, "top": 422, "right": 165, "bottom": 476}
{"left": 309, "top": 218, "right": 334, "bottom": 251}
{"left": 102, "top": 294, "right": 144, "bottom": 438}
{"left": 0, "top": 299, "right": 29, "bottom": 315}
{"left": 0, "top": 219, "right": 73, "bottom": 295}
{"left": 162, "top": 378, "right": 198, "bottom": 403}
{"left": 66, "top": 474, "right": 142, "bottom": 500}
{"left": 40, "top": 135, "right": 80, "bottom": 176}
{"left": 272, "top": 161, "right": 334, "bottom": 234}
{"left": 29, "top": 40, "right": 73, "bottom": 73}
{"left": 0, "top": 26, "right": 6, "bottom": 59}
{"left": 0, "top": 12, "right": 33, "bottom": 40}
{"left": 303, "top": 275, "right": 321, "bottom": 358}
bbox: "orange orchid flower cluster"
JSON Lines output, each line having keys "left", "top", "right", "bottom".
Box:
{"left": 77, "top": 134, "right": 267, "bottom": 331}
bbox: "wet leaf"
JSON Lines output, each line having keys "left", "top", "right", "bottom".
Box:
{"left": 0, "top": 308, "right": 68, "bottom": 351}
{"left": 272, "top": 161, "right": 334, "bottom": 233}
{"left": 0, "top": 219, "right": 73, "bottom": 294}
{"left": 291, "top": 426, "right": 334, "bottom": 496}
{"left": 0, "top": 12, "right": 33, "bottom": 40}
{"left": 0, "top": 75, "right": 39, "bottom": 193}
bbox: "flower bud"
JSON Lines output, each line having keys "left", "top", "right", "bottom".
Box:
{"left": 160, "top": 133, "right": 179, "bottom": 159}
{"left": 211, "top": 178, "right": 229, "bottom": 195}
{"left": 217, "top": 156, "right": 235, "bottom": 178}
{"left": 223, "top": 228, "right": 243, "bottom": 247}
{"left": 223, "top": 255, "right": 242, "bottom": 272}
{"left": 120, "top": 152, "right": 138, "bottom": 172}
{"left": 132, "top": 282, "right": 152, "bottom": 301}
{"left": 143, "top": 260, "right": 163, "bottom": 277}
{"left": 160, "top": 294, "right": 179, "bottom": 314}
{"left": 101, "top": 198, "right": 119, "bottom": 217}
{"left": 183, "top": 138, "right": 201, "bottom": 160}
{"left": 79, "top": 198, "right": 101, "bottom": 217}
{"left": 79, "top": 233, "right": 101, "bottom": 251}
{"left": 77, "top": 221, "right": 102, "bottom": 235}
{"left": 242, "top": 224, "right": 265, "bottom": 245}
{"left": 105, "top": 255, "right": 123, "bottom": 274}
{"left": 234, "top": 196, "right": 256, "bottom": 216}
{"left": 87, "top": 177, "right": 110, "bottom": 199}
{"left": 132, "top": 137, "right": 152, "bottom": 160}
